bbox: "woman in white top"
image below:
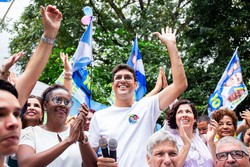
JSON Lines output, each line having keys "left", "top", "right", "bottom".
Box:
{"left": 17, "top": 84, "right": 97, "bottom": 167}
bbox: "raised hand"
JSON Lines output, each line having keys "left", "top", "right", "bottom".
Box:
{"left": 60, "top": 52, "right": 72, "bottom": 73}
{"left": 40, "top": 5, "right": 63, "bottom": 39}
{"left": 1, "top": 51, "right": 24, "bottom": 72}
{"left": 67, "top": 114, "right": 82, "bottom": 144}
{"left": 241, "top": 110, "right": 250, "bottom": 127}
{"left": 160, "top": 67, "right": 168, "bottom": 88}
{"left": 179, "top": 120, "right": 191, "bottom": 146}
{"left": 153, "top": 26, "right": 177, "bottom": 45}
{"left": 206, "top": 119, "right": 218, "bottom": 142}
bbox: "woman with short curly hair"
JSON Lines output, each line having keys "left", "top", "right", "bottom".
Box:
{"left": 211, "top": 108, "right": 238, "bottom": 144}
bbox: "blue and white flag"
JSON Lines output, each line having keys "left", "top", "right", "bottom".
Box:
{"left": 0, "top": 0, "right": 11, "bottom": 2}
{"left": 208, "top": 48, "right": 248, "bottom": 116}
{"left": 127, "top": 36, "right": 147, "bottom": 101}
{"left": 71, "top": 17, "right": 93, "bottom": 108}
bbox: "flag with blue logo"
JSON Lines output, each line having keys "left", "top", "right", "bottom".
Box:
{"left": 127, "top": 36, "right": 147, "bottom": 101}
{"left": 208, "top": 48, "right": 248, "bottom": 116}
{"left": 0, "top": 0, "right": 11, "bottom": 2}
{"left": 71, "top": 17, "right": 93, "bottom": 108}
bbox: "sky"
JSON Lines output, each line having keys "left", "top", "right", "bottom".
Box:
{"left": 0, "top": 0, "right": 30, "bottom": 67}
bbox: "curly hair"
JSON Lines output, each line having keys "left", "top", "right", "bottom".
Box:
{"left": 211, "top": 108, "right": 238, "bottom": 130}
{"left": 166, "top": 99, "right": 198, "bottom": 130}
{"left": 41, "top": 84, "right": 68, "bottom": 111}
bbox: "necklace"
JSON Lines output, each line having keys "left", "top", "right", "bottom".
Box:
{"left": 41, "top": 125, "right": 65, "bottom": 142}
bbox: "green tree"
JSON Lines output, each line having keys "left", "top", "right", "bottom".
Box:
{"left": 7, "top": 0, "right": 250, "bottom": 119}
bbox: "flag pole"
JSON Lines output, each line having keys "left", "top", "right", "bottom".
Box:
{"left": 1, "top": 0, "right": 15, "bottom": 24}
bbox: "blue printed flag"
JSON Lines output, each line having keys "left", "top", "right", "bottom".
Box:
{"left": 71, "top": 18, "right": 93, "bottom": 108}
{"left": 127, "top": 36, "right": 147, "bottom": 101}
{"left": 208, "top": 48, "right": 248, "bottom": 116}
{"left": 0, "top": 0, "right": 11, "bottom": 2}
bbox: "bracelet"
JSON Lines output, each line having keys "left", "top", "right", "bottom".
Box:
{"left": 0, "top": 69, "right": 10, "bottom": 77}
{"left": 64, "top": 71, "right": 72, "bottom": 76}
{"left": 41, "top": 35, "right": 55, "bottom": 45}
{"left": 78, "top": 135, "right": 88, "bottom": 144}
{"left": 64, "top": 77, "right": 72, "bottom": 80}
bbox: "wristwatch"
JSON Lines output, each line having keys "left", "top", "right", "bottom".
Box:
{"left": 78, "top": 135, "right": 88, "bottom": 144}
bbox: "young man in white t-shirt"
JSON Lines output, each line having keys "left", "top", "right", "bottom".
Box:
{"left": 89, "top": 26, "right": 188, "bottom": 167}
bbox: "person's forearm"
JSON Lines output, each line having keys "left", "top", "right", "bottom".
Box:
{"left": 79, "top": 142, "right": 98, "bottom": 167}
{"left": 15, "top": 40, "right": 53, "bottom": 107}
{"left": 63, "top": 71, "right": 72, "bottom": 95}
{"left": 207, "top": 140, "right": 216, "bottom": 165}
{"left": 236, "top": 123, "right": 248, "bottom": 136}
{"left": 177, "top": 144, "right": 191, "bottom": 167}
{"left": 165, "top": 42, "right": 187, "bottom": 92}
{"left": 18, "top": 139, "right": 72, "bottom": 167}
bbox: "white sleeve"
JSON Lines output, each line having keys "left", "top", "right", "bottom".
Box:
{"left": 19, "top": 127, "right": 36, "bottom": 149}
{"left": 88, "top": 114, "right": 100, "bottom": 148}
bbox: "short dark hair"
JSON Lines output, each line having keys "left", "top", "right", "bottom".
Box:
{"left": 111, "top": 64, "right": 137, "bottom": 82}
{"left": 41, "top": 84, "right": 68, "bottom": 110}
{"left": 166, "top": 99, "right": 198, "bottom": 130}
{"left": 197, "top": 115, "right": 210, "bottom": 123}
{"left": 0, "top": 79, "right": 18, "bottom": 98}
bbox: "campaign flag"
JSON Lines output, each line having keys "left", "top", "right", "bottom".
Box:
{"left": 55, "top": 17, "right": 93, "bottom": 114}
{"left": 71, "top": 17, "right": 93, "bottom": 108}
{"left": 208, "top": 48, "right": 248, "bottom": 116}
{"left": 0, "top": 0, "right": 11, "bottom": 2}
{"left": 127, "top": 36, "right": 147, "bottom": 101}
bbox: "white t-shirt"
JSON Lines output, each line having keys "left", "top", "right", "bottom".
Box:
{"left": 19, "top": 126, "right": 82, "bottom": 167}
{"left": 89, "top": 95, "right": 161, "bottom": 167}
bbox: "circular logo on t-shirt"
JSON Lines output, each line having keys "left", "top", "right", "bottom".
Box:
{"left": 128, "top": 114, "right": 139, "bottom": 124}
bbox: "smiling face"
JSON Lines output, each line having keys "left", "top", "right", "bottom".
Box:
{"left": 175, "top": 104, "right": 196, "bottom": 130}
{"left": 112, "top": 69, "right": 137, "bottom": 100}
{"left": 0, "top": 90, "right": 21, "bottom": 156}
{"left": 217, "top": 115, "right": 235, "bottom": 139}
{"left": 22, "top": 98, "right": 43, "bottom": 124}
{"left": 44, "top": 89, "right": 71, "bottom": 123}
{"left": 147, "top": 141, "right": 178, "bottom": 167}
{"left": 216, "top": 143, "right": 250, "bottom": 167}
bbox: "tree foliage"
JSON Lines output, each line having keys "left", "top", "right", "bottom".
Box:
{"left": 8, "top": 0, "right": 250, "bottom": 120}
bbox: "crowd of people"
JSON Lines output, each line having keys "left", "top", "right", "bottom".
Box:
{"left": 1, "top": 4, "right": 250, "bottom": 167}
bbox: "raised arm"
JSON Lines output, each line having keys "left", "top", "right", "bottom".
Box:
{"left": 0, "top": 51, "right": 24, "bottom": 80}
{"left": 60, "top": 52, "right": 72, "bottom": 95}
{"left": 153, "top": 26, "right": 187, "bottom": 110}
{"left": 15, "top": 5, "right": 62, "bottom": 108}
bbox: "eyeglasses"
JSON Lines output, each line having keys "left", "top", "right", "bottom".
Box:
{"left": 216, "top": 150, "right": 249, "bottom": 161}
{"left": 50, "top": 96, "right": 73, "bottom": 107}
{"left": 114, "top": 74, "right": 134, "bottom": 82}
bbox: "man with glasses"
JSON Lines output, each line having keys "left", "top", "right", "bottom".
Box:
{"left": 89, "top": 26, "right": 188, "bottom": 167}
{"left": 215, "top": 136, "right": 250, "bottom": 167}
